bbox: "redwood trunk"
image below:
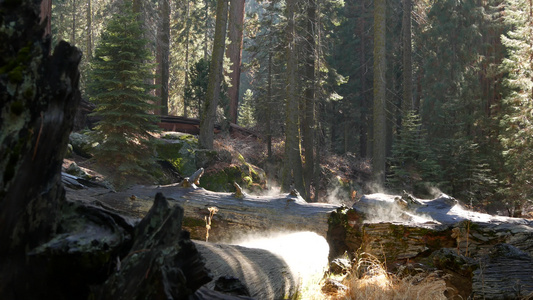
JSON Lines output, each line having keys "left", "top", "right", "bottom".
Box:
{"left": 227, "top": 0, "right": 246, "bottom": 124}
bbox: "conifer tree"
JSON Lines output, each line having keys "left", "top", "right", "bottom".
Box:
{"left": 388, "top": 111, "right": 441, "bottom": 195}
{"left": 499, "top": 0, "right": 533, "bottom": 210}
{"left": 184, "top": 58, "right": 210, "bottom": 118}
{"left": 238, "top": 89, "right": 256, "bottom": 128}
{"left": 88, "top": 1, "right": 159, "bottom": 183}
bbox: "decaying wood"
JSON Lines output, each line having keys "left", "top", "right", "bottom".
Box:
{"left": 0, "top": 0, "right": 82, "bottom": 298}
{"left": 194, "top": 241, "right": 297, "bottom": 299}
{"left": 66, "top": 179, "right": 339, "bottom": 243}
{"left": 180, "top": 167, "right": 204, "bottom": 187}
{"left": 329, "top": 193, "right": 533, "bottom": 299}
{"left": 97, "top": 192, "right": 212, "bottom": 300}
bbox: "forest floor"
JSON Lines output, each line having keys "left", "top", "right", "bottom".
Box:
{"left": 63, "top": 130, "right": 373, "bottom": 205}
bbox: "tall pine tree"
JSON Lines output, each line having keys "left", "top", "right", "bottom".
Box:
{"left": 88, "top": 1, "right": 159, "bottom": 184}
{"left": 499, "top": 0, "right": 533, "bottom": 211}
{"left": 388, "top": 110, "right": 441, "bottom": 195}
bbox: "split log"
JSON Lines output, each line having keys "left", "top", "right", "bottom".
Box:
{"left": 329, "top": 193, "right": 533, "bottom": 299}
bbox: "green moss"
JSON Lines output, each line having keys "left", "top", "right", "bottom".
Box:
{"left": 242, "top": 176, "right": 253, "bottom": 187}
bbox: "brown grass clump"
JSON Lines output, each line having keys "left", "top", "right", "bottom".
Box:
{"left": 332, "top": 253, "right": 447, "bottom": 300}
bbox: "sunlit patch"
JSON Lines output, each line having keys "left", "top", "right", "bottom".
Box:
{"left": 230, "top": 231, "right": 329, "bottom": 296}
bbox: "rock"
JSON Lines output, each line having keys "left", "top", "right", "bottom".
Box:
{"left": 196, "top": 148, "right": 220, "bottom": 168}
{"left": 201, "top": 162, "right": 267, "bottom": 193}
{"left": 69, "top": 132, "right": 95, "bottom": 158}
{"left": 69, "top": 132, "right": 94, "bottom": 157}
{"left": 65, "top": 143, "right": 74, "bottom": 158}
{"left": 157, "top": 134, "right": 199, "bottom": 176}
{"left": 65, "top": 162, "right": 91, "bottom": 179}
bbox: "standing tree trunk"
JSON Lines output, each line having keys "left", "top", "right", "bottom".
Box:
{"left": 282, "top": 0, "right": 306, "bottom": 197}
{"left": 402, "top": 0, "right": 413, "bottom": 112}
{"left": 359, "top": 0, "right": 371, "bottom": 158}
{"left": 204, "top": 0, "right": 210, "bottom": 60}
{"left": 267, "top": 51, "right": 273, "bottom": 160}
{"left": 372, "top": 0, "right": 387, "bottom": 185}
{"left": 86, "top": 0, "right": 92, "bottom": 60}
{"left": 303, "top": 0, "right": 316, "bottom": 201}
{"left": 40, "top": 0, "right": 52, "bottom": 38}
{"left": 227, "top": 0, "right": 246, "bottom": 124}
{"left": 183, "top": 1, "right": 191, "bottom": 118}
{"left": 71, "top": 0, "right": 76, "bottom": 45}
{"left": 199, "top": 0, "right": 229, "bottom": 149}
{"left": 156, "top": 0, "right": 171, "bottom": 115}
{"left": 0, "top": 0, "right": 82, "bottom": 297}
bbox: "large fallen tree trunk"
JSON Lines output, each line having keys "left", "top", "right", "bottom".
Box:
{"left": 65, "top": 180, "right": 339, "bottom": 243}
{"left": 64, "top": 173, "right": 533, "bottom": 299}
{"left": 328, "top": 193, "right": 533, "bottom": 299}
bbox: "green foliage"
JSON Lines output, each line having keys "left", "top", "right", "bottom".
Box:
{"left": 184, "top": 58, "right": 210, "bottom": 118}
{"left": 387, "top": 111, "right": 441, "bottom": 195}
{"left": 498, "top": 0, "right": 533, "bottom": 209}
{"left": 238, "top": 89, "right": 256, "bottom": 127}
{"left": 87, "top": 1, "right": 159, "bottom": 184}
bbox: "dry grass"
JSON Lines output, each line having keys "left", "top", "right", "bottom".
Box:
{"left": 324, "top": 253, "right": 447, "bottom": 300}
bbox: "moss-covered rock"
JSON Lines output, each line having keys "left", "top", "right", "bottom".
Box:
{"left": 65, "top": 162, "right": 91, "bottom": 180}
{"left": 69, "top": 132, "right": 96, "bottom": 158}
{"left": 200, "top": 162, "right": 267, "bottom": 193}
{"left": 156, "top": 134, "right": 198, "bottom": 176}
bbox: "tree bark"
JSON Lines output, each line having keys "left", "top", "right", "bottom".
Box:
{"left": 359, "top": 0, "right": 371, "bottom": 158}
{"left": 86, "top": 0, "right": 92, "bottom": 60}
{"left": 156, "top": 0, "right": 171, "bottom": 115}
{"left": 330, "top": 193, "right": 533, "bottom": 299}
{"left": 282, "top": 0, "right": 306, "bottom": 196}
{"left": 40, "top": 0, "right": 52, "bottom": 38}
{"left": 372, "top": 0, "right": 387, "bottom": 185}
{"left": 71, "top": 0, "right": 76, "bottom": 45}
{"left": 402, "top": 0, "right": 413, "bottom": 112}
{"left": 226, "top": 0, "right": 246, "bottom": 124}
{"left": 65, "top": 183, "right": 339, "bottom": 242}
{"left": 303, "top": 0, "right": 317, "bottom": 201}
{"left": 184, "top": 1, "right": 191, "bottom": 118}
{"left": 199, "top": 0, "right": 229, "bottom": 149}
{"left": 0, "top": 0, "right": 82, "bottom": 296}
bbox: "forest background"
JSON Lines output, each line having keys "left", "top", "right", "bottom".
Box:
{"left": 53, "top": 0, "right": 532, "bottom": 215}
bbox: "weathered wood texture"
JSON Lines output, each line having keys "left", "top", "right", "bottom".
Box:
{"left": 0, "top": 0, "right": 82, "bottom": 298}
{"left": 63, "top": 181, "right": 302, "bottom": 299}
{"left": 97, "top": 193, "right": 213, "bottom": 300}
{"left": 65, "top": 181, "right": 339, "bottom": 243}
{"left": 330, "top": 193, "right": 533, "bottom": 299}
{"left": 194, "top": 241, "right": 297, "bottom": 299}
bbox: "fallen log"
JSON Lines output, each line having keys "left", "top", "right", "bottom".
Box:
{"left": 328, "top": 193, "right": 533, "bottom": 299}
{"left": 64, "top": 176, "right": 339, "bottom": 243}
